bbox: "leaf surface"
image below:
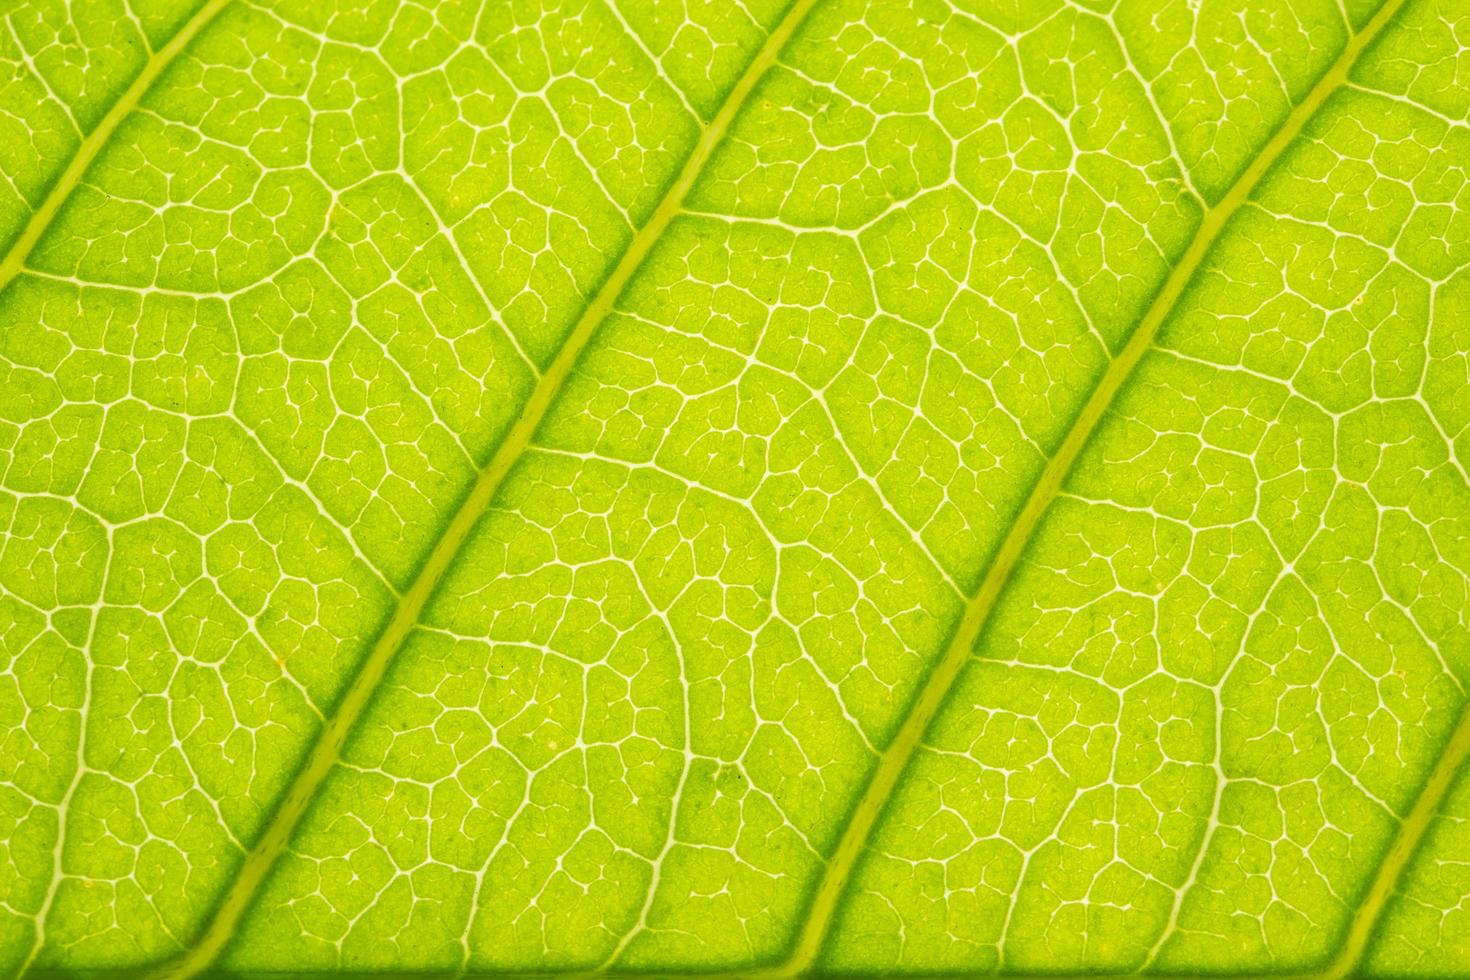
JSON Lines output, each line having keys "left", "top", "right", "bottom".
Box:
{"left": 0, "top": 0, "right": 1467, "bottom": 976}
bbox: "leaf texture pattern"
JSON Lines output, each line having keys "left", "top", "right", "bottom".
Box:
{"left": 0, "top": 0, "right": 1468, "bottom": 976}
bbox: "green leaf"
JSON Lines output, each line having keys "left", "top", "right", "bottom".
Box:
{"left": 1, "top": 0, "right": 1468, "bottom": 976}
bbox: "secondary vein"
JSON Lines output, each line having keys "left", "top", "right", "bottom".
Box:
{"left": 1319, "top": 702, "right": 1470, "bottom": 980}
{"left": 6, "top": 2, "right": 229, "bottom": 975}
{"left": 0, "top": 0, "right": 232, "bottom": 296}
{"left": 778, "top": 0, "right": 1412, "bottom": 971}
{"left": 148, "top": 1, "right": 822, "bottom": 975}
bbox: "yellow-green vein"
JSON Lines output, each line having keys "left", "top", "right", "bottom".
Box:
{"left": 0, "top": 0, "right": 232, "bottom": 296}
{"left": 777, "top": 0, "right": 1414, "bottom": 971}
{"left": 1318, "top": 703, "right": 1470, "bottom": 980}
{"left": 7, "top": 2, "right": 231, "bottom": 974}
{"left": 144, "top": 1, "right": 822, "bottom": 975}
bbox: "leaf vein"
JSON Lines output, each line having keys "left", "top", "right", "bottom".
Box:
{"left": 144, "top": 1, "right": 824, "bottom": 974}
{"left": 777, "top": 0, "right": 1430, "bottom": 971}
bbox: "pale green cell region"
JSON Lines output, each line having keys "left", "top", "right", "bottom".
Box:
{"left": 0, "top": 0, "right": 773, "bottom": 970}
{"left": 1112, "top": 0, "right": 1356, "bottom": 203}
{"left": 225, "top": 450, "right": 933, "bottom": 970}
{"left": 824, "top": 1, "right": 1470, "bottom": 971}
{"left": 0, "top": 267, "right": 393, "bottom": 970}
{"left": 682, "top": 0, "right": 1213, "bottom": 587}
{"left": 0, "top": 0, "right": 207, "bottom": 254}
{"left": 396, "top": 0, "right": 708, "bottom": 366}
{"left": 1370, "top": 768, "right": 1470, "bottom": 976}
{"left": 1, "top": 0, "right": 1469, "bottom": 974}
{"left": 538, "top": 213, "right": 1074, "bottom": 592}
{"left": 12, "top": 0, "right": 552, "bottom": 592}
{"left": 696, "top": 0, "right": 1202, "bottom": 348}
{"left": 610, "top": 0, "right": 791, "bottom": 121}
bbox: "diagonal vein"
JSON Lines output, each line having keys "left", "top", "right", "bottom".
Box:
{"left": 145, "top": 1, "right": 822, "bottom": 976}
{"left": 1318, "top": 704, "right": 1470, "bottom": 980}
{"left": 0, "top": 0, "right": 232, "bottom": 296}
{"left": 4, "top": 2, "right": 226, "bottom": 975}
{"left": 778, "top": 0, "right": 1412, "bottom": 971}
